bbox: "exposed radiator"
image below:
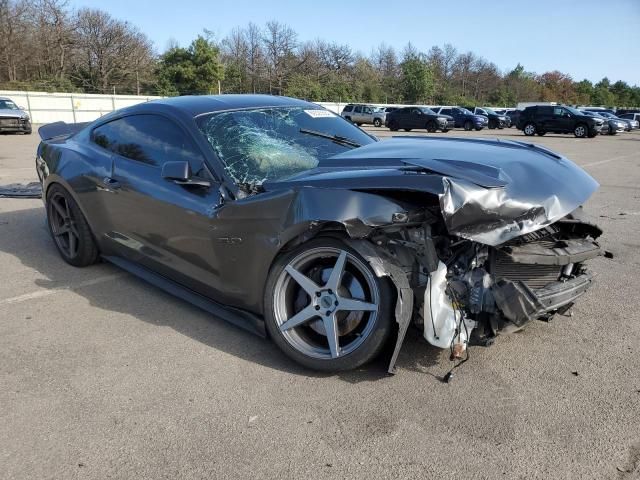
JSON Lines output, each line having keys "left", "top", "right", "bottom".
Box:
{"left": 492, "top": 250, "right": 561, "bottom": 290}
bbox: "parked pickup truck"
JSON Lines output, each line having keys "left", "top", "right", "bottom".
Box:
{"left": 341, "top": 104, "right": 386, "bottom": 127}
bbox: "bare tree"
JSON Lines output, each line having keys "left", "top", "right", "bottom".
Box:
{"left": 263, "top": 20, "right": 297, "bottom": 94}
{"left": 71, "top": 8, "right": 153, "bottom": 93}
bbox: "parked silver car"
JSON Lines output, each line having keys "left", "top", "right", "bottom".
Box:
{"left": 617, "top": 113, "right": 640, "bottom": 129}
{"left": 0, "top": 97, "right": 31, "bottom": 134}
{"left": 341, "top": 104, "right": 386, "bottom": 127}
{"left": 581, "top": 111, "right": 624, "bottom": 135}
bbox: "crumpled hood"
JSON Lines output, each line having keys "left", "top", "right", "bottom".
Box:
{"left": 265, "top": 137, "right": 599, "bottom": 246}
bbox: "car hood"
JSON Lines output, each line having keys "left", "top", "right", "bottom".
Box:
{"left": 264, "top": 137, "right": 599, "bottom": 246}
{"left": 474, "top": 114, "right": 488, "bottom": 121}
{"left": 0, "top": 108, "right": 27, "bottom": 118}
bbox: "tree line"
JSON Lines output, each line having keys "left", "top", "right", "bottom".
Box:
{"left": 1, "top": 0, "right": 639, "bottom": 107}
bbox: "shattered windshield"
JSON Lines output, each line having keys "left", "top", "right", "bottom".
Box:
{"left": 196, "top": 106, "right": 375, "bottom": 185}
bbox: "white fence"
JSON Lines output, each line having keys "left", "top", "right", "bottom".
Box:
{"left": 0, "top": 90, "right": 405, "bottom": 124}
{"left": 0, "top": 90, "right": 162, "bottom": 124}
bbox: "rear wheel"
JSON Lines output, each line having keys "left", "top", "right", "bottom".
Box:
{"left": 427, "top": 120, "right": 437, "bottom": 132}
{"left": 523, "top": 123, "right": 536, "bottom": 136}
{"left": 46, "top": 184, "right": 99, "bottom": 267}
{"left": 574, "top": 124, "right": 588, "bottom": 138}
{"left": 264, "top": 238, "right": 394, "bottom": 372}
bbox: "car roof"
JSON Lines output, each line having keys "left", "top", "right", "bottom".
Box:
{"left": 147, "top": 94, "right": 317, "bottom": 117}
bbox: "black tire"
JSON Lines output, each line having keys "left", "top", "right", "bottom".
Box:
{"left": 388, "top": 120, "right": 398, "bottom": 132}
{"left": 488, "top": 120, "right": 496, "bottom": 129}
{"left": 574, "top": 123, "right": 588, "bottom": 138}
{"left": 608, "top": 126, "right": 617, "bottom": 136}
{"left": 403, "top": 128, "right": 412, "bottom": 132}
{"left": 46, "top": 184, "right": 99, "bottom": 267}
{"left": 537, "top": 131, "right": 546, "bottom": 136}
{"left": 426, "top": 120, "right": 437, "bottom": 133}
{"left": 356, "top": 123, "right": 363, "bottom": 126}
{"left": 373, "top": 118, "right": 382, "bottom": 127}
{"left": 588, "top": 131, "right": 598, "bottom": 138}
{"left": 474, "top": 127, "right": 483, "bottom": 131}
{"left": 523, "top": 123, "right": 536, "bottom": 136}
{"left": 442, "top": 129, "right": 449, "bottom": 133}
{"left": 264, "top": 237, "right": 394, "bottom": 372}
{"left": 464, "top": 120, "right": 473, "bottom": 131}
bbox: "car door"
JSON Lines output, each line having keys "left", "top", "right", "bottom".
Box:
{"left": 547, "top": 106, "right": 570, "bottom": 132}
{"left": 396, "top": 108, "right": 411, "bottom": 128}
{"left": 362, "top": 106, "right": 374, "bottom": 124}
{"left": 353, "top": 105, "right": 363, "bottom": 123}
{"left": 409, "top": 108, "right": 423, "bottom": 128}
{"left": 91, "top": 113, "right": 226, "bottom": 298}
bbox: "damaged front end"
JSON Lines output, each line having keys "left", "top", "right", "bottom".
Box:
{"left": 360, "top": 209, "right": 603, "bottom": 373}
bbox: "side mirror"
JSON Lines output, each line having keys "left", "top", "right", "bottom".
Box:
{"left": 162, "top": 161, "right": 210, "bottom": 188}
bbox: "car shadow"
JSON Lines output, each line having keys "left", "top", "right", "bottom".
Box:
{"left": 0, "top": 204, "right": 443, "bottom": 383}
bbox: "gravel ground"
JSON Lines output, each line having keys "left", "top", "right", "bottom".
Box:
{"left": 1, "top": 126, "right": 639, "bottom": 479}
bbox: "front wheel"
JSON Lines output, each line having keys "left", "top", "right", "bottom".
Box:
{"left": 523, "top": 123, "right": 536, "bottom": 136}
{"left": 264, "top": 238, "right": 394, "bottom": 372}
{"left": 426, "top": 121, "right": 437, "bottom": 133}
{"left": 388, "top": 121, "right": 399, "bottom": 132}
{"left": 373, "top": 118, "right": 382, "bottom": 127}
{"left": 46, "top": 184, "right": 99, "bottom": 267}
{"left": 463, "top": 120, "right": 473, "bottom": 131}
{"left": 574, "top": 124, "right": 588, "bottom": 138}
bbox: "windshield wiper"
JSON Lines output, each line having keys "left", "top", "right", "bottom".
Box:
{"left": 299, "top": 128, "right": 362, "bottom": 148}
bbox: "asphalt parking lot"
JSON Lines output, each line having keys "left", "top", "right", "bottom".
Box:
{"left": 1, "top": 127, "right": 639, "bottom": 479}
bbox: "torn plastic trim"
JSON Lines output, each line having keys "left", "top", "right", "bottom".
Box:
{"left": 500, "top": 237, "right": 603, "bottom": 265}
{"left": 493, "top": 272, "right": 594, "bottom": 326}
{"left": 345, "top": 239, "right": 413, "bottom": 374}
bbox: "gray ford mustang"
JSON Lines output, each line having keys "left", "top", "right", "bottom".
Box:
{"left": 35, "top": 95, "right": 603, "bottom": 372}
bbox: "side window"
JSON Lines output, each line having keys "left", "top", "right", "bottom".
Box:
{"left": 91, "top": 115, "right": 205, "bottom": 173}
{"left": 441, "top": 109, "right": 452, "bottom": 115}
{"left": 354, "top": 105, "right": 363, "bottom": 113}
{"left": 342, "top": 105, "right": 353, "bottom": 112}
{"left": 553, "top": 107, "right": 564, "bottom": 116}
{"left": 363, "top": 107, "right": 373, "bottom": 114}
{"left": 412, "top": 108, "right": 421, "bottom": 115}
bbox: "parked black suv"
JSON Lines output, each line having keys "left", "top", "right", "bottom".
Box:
{"left": 516, "top": 105, "right": 603, "bottom": 138}
{"left": 385, "top": 106, "right": 454, "bottom": 132}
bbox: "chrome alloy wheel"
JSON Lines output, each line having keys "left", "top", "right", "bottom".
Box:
{"left": 272, "top": 247, "right": 380, "bottom": 359}
{"left": 524, "top": 123, "right": 536, "bottom": 135}
{"left": 575, "top": 125, "right": 586, "bottom": 137}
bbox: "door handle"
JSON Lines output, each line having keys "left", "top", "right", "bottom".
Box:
{"left": 103, "top": 177, "right": 121, "bottom": 189}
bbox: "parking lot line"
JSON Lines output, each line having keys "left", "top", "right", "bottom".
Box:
{"left": 0, "top": 272, "right": 125, "bottom": 306}
{"left": 581, "top": 152, "right": 640, "bottom": 168}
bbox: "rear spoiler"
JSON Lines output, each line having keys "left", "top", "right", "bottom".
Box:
{"left": 38, "top": 121, "right": 90, "bottom": 141}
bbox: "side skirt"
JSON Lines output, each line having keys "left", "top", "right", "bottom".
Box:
{"left": 102, "top": 255, "right": 266, "bottom": 338}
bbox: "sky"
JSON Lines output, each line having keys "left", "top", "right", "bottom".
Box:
{"left": 68, "top": 0, "right": 640, "bottom": 85}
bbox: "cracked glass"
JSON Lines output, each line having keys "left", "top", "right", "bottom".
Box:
{"left": 196, "top": 107, "right": 375, "bottom": 186}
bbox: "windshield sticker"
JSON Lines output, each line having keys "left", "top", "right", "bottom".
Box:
{"left": 304, "top": 109, "right": 335, "bottom": 118}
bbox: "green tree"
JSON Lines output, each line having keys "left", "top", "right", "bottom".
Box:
{"left": 156, "top": 36, "right": 224, "bottom": 95}
{"left": 400, "top": 52, "right": 433, "bottom": 103}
